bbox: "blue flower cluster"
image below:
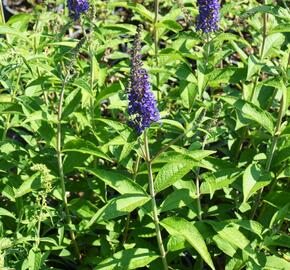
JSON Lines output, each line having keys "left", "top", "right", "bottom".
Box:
{"left": 196, "top": 0, "right": 220, "bottom": 33}
{"left": 67, "top": 0, "right": 89, "bottom": 21}
{"left": 127, "top": 26, "right": 160, "bottom": 135}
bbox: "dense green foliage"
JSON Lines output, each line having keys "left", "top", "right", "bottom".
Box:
{"left": 0, "top": 0, "right": 289, "bottom": 269}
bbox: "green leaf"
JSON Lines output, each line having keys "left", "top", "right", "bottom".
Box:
{"left": 264, "top": 234, "right": 290, "bottom": 249}
{"left": 169, "top": 146, "right": 216, "bottom": 161}
{"left": 269, "top": 203, "right": 289, "bottom": 229}
{"left": 154, "top": 161, "right": 193, "bottom": 193}
{"left": 208, "top": 67, "right": 246, "bottom": 86}
{"left": 278, "top": 167, "right": 290, "bottom": 179}
{"left": 167, "top": 235, "right": 188, "bottom": 252}
{"left": 159, "top": 20, "right": 183, "bottom": 32}
{"left": 180, "top": 81, "right": 198, "bottom": 109}
{"left": 103, "top": 23, "right": 137, "bottom": 34}
{"left": 69, "top": 198, "right": 98, "bottom": 219}
{"left": 0, "top": 24, "right": 28, "bottom": 39}
{"left": 264, "top": 191, "right": 290, "bottom": 208}
{"left": 222, "top": 96, "right": 274, "bottom": 134}
{"left": 208, "top": 221, "right": 250, "bottom": 251}
{"left": 108, "top": 2, "right": 154, "bottom": 21}
{"left": 86, "top": 194, "right": 150, "bottom": 228}
{"left": 200, "top": 168, "right": 242, "bottom": 198}
{"left": 73, "top": 79, "right": 93, "bottom": 98}
{"left": 212, "top": 234, "right": 237, "bottom": 257}
{"left": 269, "top": 23, "right": 290, "bottom": 34}
{"left": 264, "top": 255, "right": 290, "bottom": 269}
{"left": 244, "top": 5, "right": 290, "bottom": 21}
{"left": 94, "top": 248, "right": 158, "bottom": 270}
{"left": 272, "top": 146, "right": 290, "bottom": 168}
{"left": 95, "top": 82, "right": 123, "bottom": 105}
{"left": 229, "top": 40, "right": 248, "bottom": 64}
{"left": 0, "top": 102, "right": 23, "bottom": 114}
{"left": 62, "top": 89, "right": 82, "bottom": 119}
{"left": 262, "top": 33, "right": 285, "bottom": 59}
{"left": 15, "top": 173, "right": 41, "bottom": 198}
{"left": 28, "top": 248, "right": 42, "bottom": 270}
{"left": 242, "top": 163, "right": 272, "bottom": 203}
{"left": 197, "top": 60, "right": 205, "bottom": 96}
{"left": 161, "top": 119, "right": 185, "bottom": 132}
{"left": 63, "top": 139, "right": 112, "bottom": 162}
{"left": 0, "top": 207, "right": 15, "bottom": 219}
{"left": 79, "top": 167, "right": 147, "bottom": 195}
{"left": 160, "top": 189, "right": 194, "bottom": 213}
{"left": 230, "top": 220, "right": 263, "bottom": 239}
{"left": 161, "top": 217, "right": 215, "bottom": 270}
{"left": 247, "top": 55, "right": 260, "bottom": 80}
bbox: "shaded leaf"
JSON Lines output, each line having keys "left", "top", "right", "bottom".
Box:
{"left": 63, "top": 139, "right": 112, "bottom": 162}
{"left": 86, "top": 194, "right": 150, "bottom": 228}
{"left": 222, "top": 96, "right": 274, "bottom": 134}
{"left": 79, "top": 167, "right": 147, "bottom": 195}
{"left": 242, "top": 163, "right": 272, "bottom": 203}
{"left": 94, "top": 248, "right": 158, "bottom": 270}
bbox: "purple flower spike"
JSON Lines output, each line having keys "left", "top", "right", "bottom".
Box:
{"left": 127, "top": 25, "right": 160, "bottom": 135}
{"left": 196, "top": 0, "right": 220, "bottom": 33}
{"left": 67, "top": 0, "right": 89, "bottom": 21}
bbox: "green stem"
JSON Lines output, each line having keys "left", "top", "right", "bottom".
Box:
{"left": 89, "top": 41, "right": 96, "bottom": 130}
{"left": 251, "top": 95, "right": 285, "bottom": 219}
{"left": 195, "top": 135, "right": 207, "bottom": 221}
{"left": 151, "top": 113, "right": 207, "bottom": 162}
{"left": 235, "top": 8, "right": 268, "bottom": 159}
{"left": 249, "top": 3, "right": 267, "bottom": 102}
{"left": 2, "top": 65, "right": 22, "bottom": 141}
{"left": 0, "top": 0, "right": 5, "bottom": 24}
{"left": 123, "top": 155, "right": 140, "bottom": 244}
{"left": 35, "top": 197, "right": 44, "bottom": 247}
{"left": 195, "top": 175, "right": 202, "bottom": 221}
{"left": 81, "top": 21, "right": 96, "bottom": 130}
{"left": 57, "top": 79, "right": 81, "bottom": 260}
{"left": 33, "top": 12, "right": 49, "bottom": 106}
{"left": 144, "top": 130, "right": 168, "bottom": 270}
{"left": 2, "top": 113, "right": 10, "bottom": 142}
{"left": 152, "top": 131, "right": 185, "bottom": 162}
{"left": 281, "top": 0, "right": 289, "bottom": 10}
{"left": 153, "top": 0, "right": 160, "bottom": 102}
{"left": 205, "top": 34, "right": 210, "bottom": 66}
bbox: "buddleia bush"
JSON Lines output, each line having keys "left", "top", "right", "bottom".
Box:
{"left": 0, "top": 0, "right": 289, "bottom": 269}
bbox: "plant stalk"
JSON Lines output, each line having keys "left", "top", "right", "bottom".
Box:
{"left": 2, "top": 65, "right": 22, "bottom": 141}
{"left": 235, "top": 7, "right": 268, "bottom": 159}
{"left": 33, "top": 12, "right": 49, "bottom": 105}
{"left": 35, "top": 199, "right": 44, "bottom": 248}
{"left": 195, "top": 135, "right": 207, "bottom": 221}
{"left": 123, "top": 155, "right": 140, "bottom": 244}
{"left": 57, "top": 79, "right": 81, "bottom": 260}
{"left": 144, "top": 130, "right": 168, "bottom": 270}
{"left": 81, "top": 19, "right": 96, "bottom": 131}
{"left": 153, "top": 0, "right": 161, "bottom": 102}
{"left": 249, "top": 2, "right": 267, "bottom": 102}
{"left": 0, "top": 0, "right": 5, "bottom": 24}
{"left": 251, "top": 95, "right": 285, "bottom": 219}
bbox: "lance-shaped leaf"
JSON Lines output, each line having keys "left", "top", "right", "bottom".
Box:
{"left": 79, "top": 167, "right": 147, "bottom": 195}
{"left": 222, "top": 96, "right": 274, "bottom": 134}
{"left": 154, "top": 161, "right": 194, "bottom": 193}
{"left": 63, "top": 139, "right": 112, "bottom": 162}
{"left": 161, "top": 217, "right": 215, "bottom": 270}
{"left": 243, "top": 163, "right": 272, "bottom": 203}
{"left": 86, "top": 194, "right": 150, "bottom": 229}
{"left": 94, "top": 248, "right": 158, "bottom": 270}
